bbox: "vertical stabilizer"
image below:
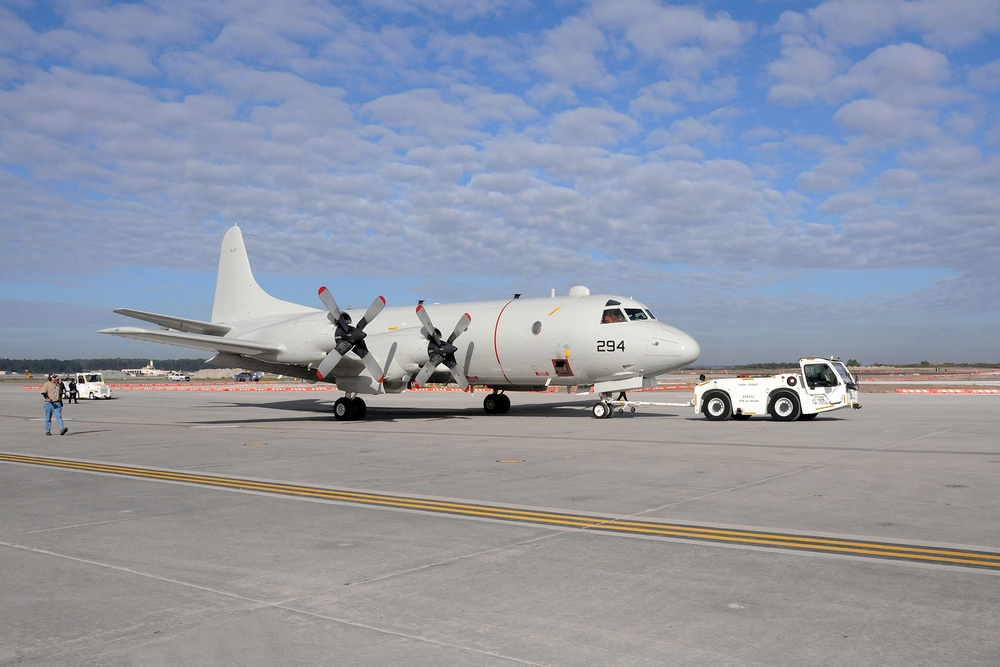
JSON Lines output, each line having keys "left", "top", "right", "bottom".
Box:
{"left": 212, "top": 226, "right": 314, "bottom": 323}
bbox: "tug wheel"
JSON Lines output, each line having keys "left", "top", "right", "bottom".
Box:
{"left": 702, "top": 391, "right": 732, "bottom": 421}
{"left": 768, "top": 391, "right": 801, "bottom": 422}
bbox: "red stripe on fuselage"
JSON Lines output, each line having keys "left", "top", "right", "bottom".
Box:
{"left": 492, "top": 300, "right": 515, "bottom": 384}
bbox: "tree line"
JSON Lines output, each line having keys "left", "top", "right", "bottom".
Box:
{"left": 1, "top": 359, "right": 213, "bottom": 375}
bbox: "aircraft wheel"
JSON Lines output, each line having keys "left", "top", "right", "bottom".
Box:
{"left": 768, "top": 391, "right": 801, "bottom": 421}
{"left": 333, "top": 397, "right": 356, "bottom": 421}
{"left": 483, "top": 393, "right": 501, "bottom": 414}
{"left": 592, "top": 401, "right": 612, "bottom": 419}
{"left": 702, "top": 391, "right": 732, "bottom": 421}
{"left": 496, "top": 393, "right": 511, "bottom": 414}
{"left": 352, "top": 397, "right": 367, "bottom": 420}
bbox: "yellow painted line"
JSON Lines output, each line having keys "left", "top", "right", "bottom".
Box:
{"left": 3, "top": 452, "right": 999, "bottom": 570}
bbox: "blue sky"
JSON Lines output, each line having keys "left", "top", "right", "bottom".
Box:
{"left": 1, "top": 0, "right": 998, "bottom": 365}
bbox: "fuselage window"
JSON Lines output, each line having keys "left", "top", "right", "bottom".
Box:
{"left": 625, "top": 308, "right": 648, "bottom": 321}
{"left": 601, "top": 308, "right": 626, "bottom": 324}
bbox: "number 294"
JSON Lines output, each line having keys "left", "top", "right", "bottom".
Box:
{"left": 597, "top": 340, "right": 625, "bottom": 352}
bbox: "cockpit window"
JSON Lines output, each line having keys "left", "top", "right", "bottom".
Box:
{"left": 645, "top": 310, "right": 656, "bottom": 320}
{"left": 625, "top": 308, "right": 648, "bottom": 321}
{"left": 601, "top": 308, "right": 626, "bottom": 324}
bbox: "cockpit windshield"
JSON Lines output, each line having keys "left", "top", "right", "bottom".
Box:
{"left": 602, "top": 307, "right": 657, "bottom": 324}
{"left": 601, "top": 308, "right": 626, "bottom": 324}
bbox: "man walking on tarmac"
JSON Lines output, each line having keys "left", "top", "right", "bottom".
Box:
{"left": 41, "top": 374, "right": 68, "bottom": 436}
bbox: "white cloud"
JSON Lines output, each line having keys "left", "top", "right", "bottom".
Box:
{"left": 833, "top": 98, "right": 940, "bottom": 143}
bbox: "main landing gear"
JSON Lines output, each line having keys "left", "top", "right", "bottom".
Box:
{"left": 333, "top": 395, "right": 367, "bottom": 421}
{"left": 483, "top": 390, "right": 511, "bottom": 415}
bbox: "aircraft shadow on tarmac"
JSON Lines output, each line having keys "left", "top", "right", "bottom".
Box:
{"left": 183, "top": 397, "right": 686, "bottom": 425}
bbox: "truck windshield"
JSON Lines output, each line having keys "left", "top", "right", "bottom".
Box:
{"left": 832, "top": 362, "right": 854, "bottom": 385}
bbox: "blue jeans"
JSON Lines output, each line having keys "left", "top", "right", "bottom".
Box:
{"left": 44, "top": 401, "right": 65, "bottom": 433}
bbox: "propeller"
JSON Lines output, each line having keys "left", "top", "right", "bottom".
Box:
{"left": 315, "top": 286, "right": 386, "bottom": 382}
{"left": 412, "top": 304, "right": 472, "bottom": 390}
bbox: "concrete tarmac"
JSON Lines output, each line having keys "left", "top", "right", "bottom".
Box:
{"left": 2, "top": 383, "right": 999, "bottom": 666}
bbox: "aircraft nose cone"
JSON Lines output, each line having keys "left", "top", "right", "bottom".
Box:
{"left": 677, "top": 330, "right": 701, "bottom": 367}
{"left": 649, "top": 325, "right": 701, "bottom": 369}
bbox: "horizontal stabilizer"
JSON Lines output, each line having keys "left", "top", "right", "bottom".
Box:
{"left": 99, "top": 327, "right": 282, "bottom": 356}
{"left": 113, "top": 309, "right": 232, "bottom": 336}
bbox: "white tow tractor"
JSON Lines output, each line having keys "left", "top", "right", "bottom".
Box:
{"left": 76, "top": 372, "right": 113, "bottom": 400}
{"left": 694, "top": 357, "right": 861, "bottom": 421}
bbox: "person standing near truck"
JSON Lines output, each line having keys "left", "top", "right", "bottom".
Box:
{"left": 41, "top": 374, "right": 68, "bottom": 435}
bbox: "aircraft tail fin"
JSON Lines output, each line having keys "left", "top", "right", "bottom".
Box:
{"left": 212, "top": 226, "right": 314, "bottom": 323}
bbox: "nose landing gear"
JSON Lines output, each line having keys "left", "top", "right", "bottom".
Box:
{"left": 591, "top": 391, "right": 693, "bottom": 419}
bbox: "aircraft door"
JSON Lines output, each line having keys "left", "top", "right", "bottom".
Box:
{"left": 802, "top": 361, "right": 846, "bottom": 405}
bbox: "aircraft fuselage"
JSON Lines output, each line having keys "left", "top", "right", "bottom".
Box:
{"left": 226, "top": 291, "right": 700, "bottom": 395}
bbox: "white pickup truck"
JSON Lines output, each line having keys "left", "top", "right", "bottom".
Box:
{"left": 694, "top": 357, "right": 861, "bottom": 421}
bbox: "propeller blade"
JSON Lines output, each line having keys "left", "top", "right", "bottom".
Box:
{"left": 357, "top": 296, "right": 386, "bottom": 330}
{"left": 447, "top": 313, "right": 472, "bottom": 344}
{"left": 415, "top": 303, "right": 434, "bottom": 332}
{"left": 355, "top": 345, "right": 385, "bottom": 383}
{"left": 412, "top": 359, "right": 438, "bottom": 389}
{"left": 315, "top": 348, "right": 344, "bottom": 380}
{"left": 444, "top": 357, "right": 470, "bottom": 391}
{"left": 383, "top": 342, "right": 398, "bottom": 381}
{"left": 317, "top": 286, "right": 342, "bottom": 324}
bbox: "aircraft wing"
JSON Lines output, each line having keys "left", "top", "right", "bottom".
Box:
{"left": 112, "top": 309, "right": 232, "bottom": 336}
{"left": 99, "top": 326, "right": 283, "bottom": 356}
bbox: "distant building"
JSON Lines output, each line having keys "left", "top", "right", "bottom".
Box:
{"left": 122, "top": 360, "right": 166, "bottom": 377}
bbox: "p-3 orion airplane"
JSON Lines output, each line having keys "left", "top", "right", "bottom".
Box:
{"left": 100, "top": 226, "right": 701, "bottom": 420}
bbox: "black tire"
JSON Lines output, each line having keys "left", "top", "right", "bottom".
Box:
{"left": 483, "top": 394, "right": 501, "bottom": 415}
{"left": 702, "top": 391, "right": 732, "bottom": 421}
{"left": 768, "top": 391, "right": 801, "bottom": 421}
{"left": 333, "top": 397, "right": 356, "bottom": 421}
{"left": 352, "top": 397, "right": 367, "bottom": 420}
{"left": 496, "top": 393, "right": 511, "bottom": 414}
{"left": 592, "top": 402, "right": 611, "bottom": 419}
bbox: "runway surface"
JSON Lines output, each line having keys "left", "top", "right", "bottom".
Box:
{"left": 2, "top": 383, "right": 999, "bottom": 665}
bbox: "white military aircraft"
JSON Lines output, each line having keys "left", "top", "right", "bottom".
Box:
{"left": 100, "top": 226, "right": 701, "bottom": 420}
